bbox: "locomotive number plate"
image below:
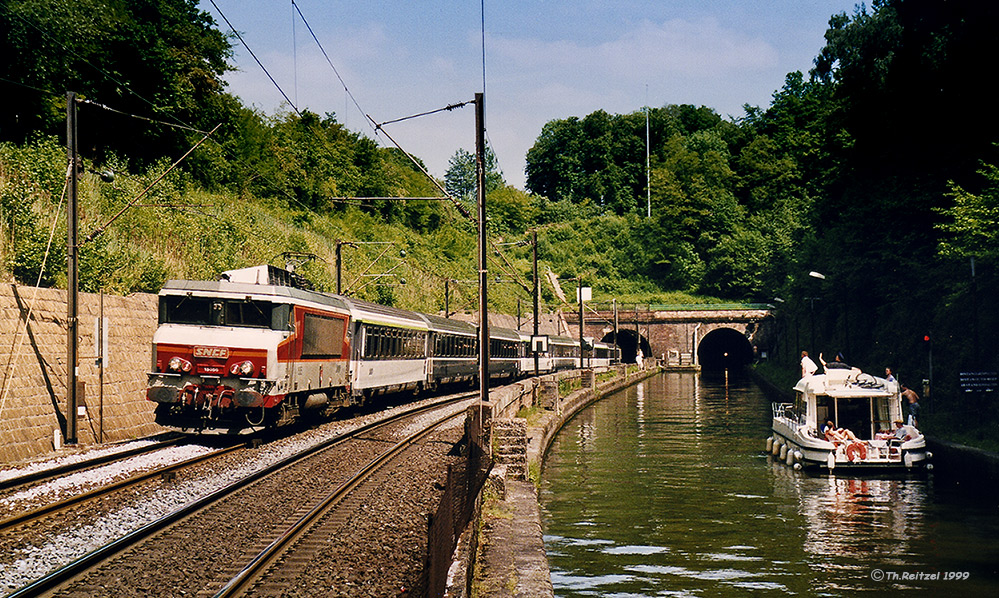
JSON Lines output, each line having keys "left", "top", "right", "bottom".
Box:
{"left": 193, "top": 346, "right": 230, "bottom": 359}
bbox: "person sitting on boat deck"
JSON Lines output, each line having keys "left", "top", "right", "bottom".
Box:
{"left": 891, "top": 420, "right": 919, "bottom": 441}
{"left": 819, "top": 352, "right": 851, "bottom": 371}
{"left": 891, "top": 420, "right": 911, "bottom": 441}
{"left": 823, "top": 420, "right": 860, "bottom": 444}
{"left": 801, "top": 351, "right": 818, "bottom": 377}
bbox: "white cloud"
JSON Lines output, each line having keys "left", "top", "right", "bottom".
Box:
{"left": 490, "top": 18, "right": 778, "bottom": 81}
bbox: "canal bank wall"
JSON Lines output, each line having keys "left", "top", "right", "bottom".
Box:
{"left": 450, "top": 363, "right": 663, "bottom": 597}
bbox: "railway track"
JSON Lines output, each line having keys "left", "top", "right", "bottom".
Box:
{"left": 214, "top": 408, "right": 463, "bottom": 597}
{"left": 0, "top": 441, "right": 243, "bottom": 533}
{"left": 5, "top": 393, "right": 474, "bottom": 598}
{"left": 0, "top": 434, "right": 184, "bottom": 492}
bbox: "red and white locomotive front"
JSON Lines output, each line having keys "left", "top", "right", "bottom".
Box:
{"left": 147, "top": 266, "right": 352, "bottom": 432}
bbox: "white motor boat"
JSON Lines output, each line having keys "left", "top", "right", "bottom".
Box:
{"left": 769, "top": 368, "right": 931, "bottom": 471}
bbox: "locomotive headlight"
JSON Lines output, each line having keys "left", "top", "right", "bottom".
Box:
{"left": 168, "top": 356, "right": 193, "bottom": 373}
{"left": 230, "top": 360, "right": 255, "bottom": 377}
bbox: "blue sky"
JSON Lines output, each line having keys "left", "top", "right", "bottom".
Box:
{"left": 201, "top": 1, "right": 861, "bottom": 189}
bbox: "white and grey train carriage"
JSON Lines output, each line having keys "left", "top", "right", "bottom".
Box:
{"left": 146, "top": 265, "right": 618, "bottom": 433}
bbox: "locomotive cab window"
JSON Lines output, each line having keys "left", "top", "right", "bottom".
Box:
{"left": 226, "top": 299, "right": 270, "bottom": 328}
{"left": 160, "top": 295, "right": 213, "bottom": 325}
{"left": 159, "top": 295, "right": 290, "bottom": 331}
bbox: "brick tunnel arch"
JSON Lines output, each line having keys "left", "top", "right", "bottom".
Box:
{"left": 697, "top": 327, "right": 755, "bottom": 370}
{"left": 601, "top": 329, "right": 651, "bottom": 364}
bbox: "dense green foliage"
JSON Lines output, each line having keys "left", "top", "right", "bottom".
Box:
{"left": 1, "top": 0, "right": 997, "bottom": 442}
{"left": 1, "top": 0, "right": 238, "bottom": 176}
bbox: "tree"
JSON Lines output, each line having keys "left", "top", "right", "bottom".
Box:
{"left": 444, "top": 146, "right": 503, "bottom": 206}
{"left": 0, "top": 0, "right": 237, "bottom": 173}
{"left": 937, "top": 162, "right": 999, "bottom": 262}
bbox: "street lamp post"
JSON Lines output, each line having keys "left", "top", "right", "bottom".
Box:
{"left": 772, "top": 297, "right": 785, "bottom": 363}
{"left": 563, "top": 276, "right": 590, "bottom": 369}
{"left": 806, "top": 296, "right": 821, "bottom": 354}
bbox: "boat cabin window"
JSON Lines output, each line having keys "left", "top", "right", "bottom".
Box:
{"left": 818, "top": 396, "right": 877, "bottom": 440}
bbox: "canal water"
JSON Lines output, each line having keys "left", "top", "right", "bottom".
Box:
{"left": 540, "top": 371, "right": 999, "bottom": 596}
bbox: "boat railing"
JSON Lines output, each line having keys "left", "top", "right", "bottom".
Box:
{"left": 773, "top": 402, "right": 808, "bottom": 427}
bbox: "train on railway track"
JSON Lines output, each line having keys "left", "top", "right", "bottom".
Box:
{"left": 146, "top": 265, "right": 618, "bottom": 433}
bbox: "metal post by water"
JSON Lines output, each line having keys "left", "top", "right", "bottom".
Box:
{"left": 578, "top": 279, "right": 584, "bottom": 369}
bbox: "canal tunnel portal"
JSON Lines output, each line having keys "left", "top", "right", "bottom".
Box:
{"left": 696, "top": 327, "right": 755, "bottom": 370}
{"left": 600, "top": 329, "right": 651, "bottom": 364}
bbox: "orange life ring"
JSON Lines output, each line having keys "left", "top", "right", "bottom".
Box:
{"left": 846, "top": 442, "right": 868, "bottom": 462}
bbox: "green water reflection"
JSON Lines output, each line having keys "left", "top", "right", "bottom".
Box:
{"left": 540, "top": 371, "right": 999, "bottom": 596}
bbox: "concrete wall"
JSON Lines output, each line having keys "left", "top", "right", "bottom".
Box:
{"left": 0, "top": 284, "right": 163, "bottom": 464}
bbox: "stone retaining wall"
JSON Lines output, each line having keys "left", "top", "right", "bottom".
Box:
{"left": 0, "top": 284, "right": 163, "bottom": 464}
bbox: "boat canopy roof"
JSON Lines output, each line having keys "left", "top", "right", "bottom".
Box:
{"left": 793, "top": 369, "right": 897, "bottom": 398}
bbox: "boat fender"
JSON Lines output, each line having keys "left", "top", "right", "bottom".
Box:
{"left": 903, "top": 451, "right": 913, "bottom": 468}
{"left": 793, "top": 450, "right": 803, "bottom": 462}
{"left": 766, "top": 437, "right": 774, "bottom": 453}
{"left": 926, "top": 463, "right": 934, "bottom": 471}
{"left": 779, "top": 444, "right": 788, "bottom": 462}
{"left": 926, "top": 451, "right": 933, "bottom": 460}
{"left": 785, "top": 450, "right": 794, "bottom": 466}
{"left": 772, "top": 439, "right": 782, "bottom": 456}
{"left": 826, "top": 452, "right": 836, "bottom": 470}
{"left": 793, "top": 462, "right": 802, "bottom": 471}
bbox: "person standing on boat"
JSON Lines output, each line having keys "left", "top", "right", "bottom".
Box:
{"left": 885, "top": 367, "right": 896, "bottom": 383}
{"left": 801, "top": 351, "right": 818, "bottom": 377}
{"left": 901, "top": 384, "right": 920, "bottom": 427}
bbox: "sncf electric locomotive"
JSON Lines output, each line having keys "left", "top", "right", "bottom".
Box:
{"left": 146, "top": 265, "right": 618, "bottom": 433}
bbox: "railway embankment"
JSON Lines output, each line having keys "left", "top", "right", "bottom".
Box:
{"left": 450, "top": 363, "right": 662, "bottom": 597}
